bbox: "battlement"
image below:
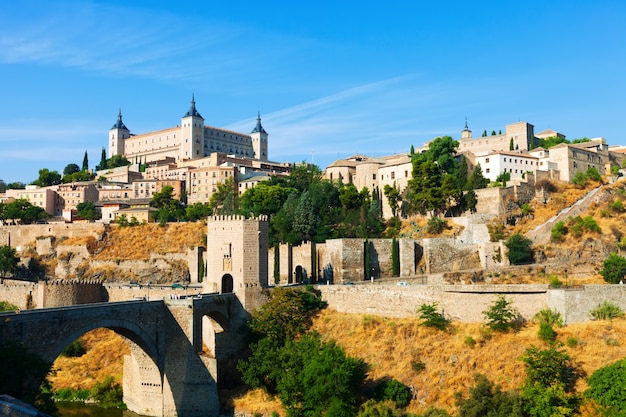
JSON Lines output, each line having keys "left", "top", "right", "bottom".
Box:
{"left": 209, "top": 215, "right": 268, "bottom": 222}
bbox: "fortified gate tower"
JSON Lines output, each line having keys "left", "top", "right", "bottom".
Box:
{"left": 205, "top": 215, "right": 269, "bottom": 311}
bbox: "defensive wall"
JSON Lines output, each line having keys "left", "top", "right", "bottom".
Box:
{"left": 0, "top": 223, "right": 106, "bottom": 250}
{"left": 316, "top": 283, "right": 626, "bottom": 324}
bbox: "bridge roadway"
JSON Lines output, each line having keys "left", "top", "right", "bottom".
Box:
{"left": 0, "top": 293, "right": 247, "bottom": 417}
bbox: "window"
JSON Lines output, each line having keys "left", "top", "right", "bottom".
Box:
{"left": 391, "top": 172, "right": 395, "bottom": 179}
{"left": 485, "top": 158, "right": 490, "bottom": 163}
{"left": 486, "top": 168, "right": 490, "bottom": 173}
{"left": 372, "top": 174, "right": 376, "bottom": 180}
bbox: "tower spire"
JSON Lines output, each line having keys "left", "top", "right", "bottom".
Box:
{"left": 111, "top": 108, "right": 128, "bottom": 130}
{"left": 183, "top": 93, "right": 203, "bottom": 118}
{"left": 251, "top": 111, "right": 267, "bottom": 134}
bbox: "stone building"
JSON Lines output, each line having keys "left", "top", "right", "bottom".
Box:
{"left": 109, "top": 95, "right": 268, "bottom": 165}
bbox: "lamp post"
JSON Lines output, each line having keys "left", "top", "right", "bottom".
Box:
{"left": 564, "top": 269, "right": 568, "bottom": 288}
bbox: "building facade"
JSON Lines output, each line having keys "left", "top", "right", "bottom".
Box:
{"left": 109, "top": 96, "right": 268, "bottom": 165}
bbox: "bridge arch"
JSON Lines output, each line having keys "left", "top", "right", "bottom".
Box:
{"left": 49, "top": 318, "right": 159, "bottom": 365}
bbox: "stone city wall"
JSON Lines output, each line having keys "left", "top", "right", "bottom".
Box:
{"left": 317, "top": 284, "right": 626, "bottom": 324}
{"left": 0, "top": 223, "right": 106, "bottom": 250}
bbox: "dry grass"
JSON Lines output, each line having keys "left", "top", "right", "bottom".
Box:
{"left": 233, "top": 309, "right": 626, "bottom": 416}
{"left": 93, "top": 222, "right": 206, "bottom": 261}
{"left": 49, "top": 328, "right": 129, "bottom": 391}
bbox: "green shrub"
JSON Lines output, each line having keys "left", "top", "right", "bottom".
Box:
{"left": 590, "top": 301, "right": 624, "bottom": 320}
{"left": 586, "top": 167, "right": 602, "bottom": 182}
{"left": 90, "top": 377, "right": 125, "bottom": 409}
{"left": 610, "top": 199, "right": 625, "bottom": 213}
{"left": 585, "top": 358, "right": 626, "bottom": 414}
{"left": 0, "top": 301, "right": 19, "bottom": 312}
{"left": 61, "top": 339, "right": 87, "bottom": 358}
{"left": 482, "top": 295, "right": 519, "bottom": 332}
{"left": 549, "top": 275, "right": 562, "bottom": 288}
{"left": 532, "top": 308, "right": 564, "bottom": 327}
{"left": 566, "top": 337, "right": 579, "bottom": 348}
{"left": 417, "top": 302, "right": 450, "bottom": 330}
{"left": 426, "top": 217, "right": 447, "bottom": 234}
{"left": 550, "top": 221, "right": 567, "bottom": 242}
{"left": 411, "top": 360, "right": 426, "bottom": 373}
{"left": 599, "top": 253, "right": 626, "bottom": 283}
{"left": 504, "top": 233, "right": 533, "bottom": 265}
{"left": 605, "top": 337, "right": 619, "bottom": 346}
{"left": 373, "top": 379, "right": 412, "bottom": 408}
{"left": 464, "top": 336, "right": 476, "bottom": 348}
{"left": 538, "top": 322, "right": 557, "bottom": 344}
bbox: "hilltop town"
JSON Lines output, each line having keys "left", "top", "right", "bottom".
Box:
{"left": 3, "top": 102, "right": 626, "bottom": 417}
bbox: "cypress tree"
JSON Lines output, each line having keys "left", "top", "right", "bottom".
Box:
{"left": 82, "top": 150, "right": 89, "bottom": 171}
{"left": 392, "top": 237, "right": 400, "bottom": 276}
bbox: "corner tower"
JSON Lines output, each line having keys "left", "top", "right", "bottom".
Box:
{"left": 250, "top": 112, "right": 268, "bottom": 161}
{"left": 180, "top": 94, "right": 205, "bottom": 161}
{"left": 109, "top": 109, "right": 130, "bottom": 157}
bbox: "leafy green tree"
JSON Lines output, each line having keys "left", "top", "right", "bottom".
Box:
{"left": 491, "top": 130, "right": 496, "bottom": 136}
{"left": 247, "top": 286, "right": 326, "bottom": 345}
{"left": 293, "top": 191, "right": 319, "bottom": 242}
{"left": 482, "top": 295, "right": 519, "bottom": 332}
{"left": 76, "top": 201, "right": 99, "bottom": 221}
{"left": 585, "top": 358, "right": 626, "bottom": 414}
{"left": 495, "top": 171, "right": 510, "bottom": 187}
{"left": 209, "top": 177, "right": 238, "bottom": 215}
{"left": 599, "top": 253, "right": 626, "bottom": 283}
{"left": 455, "top": 374, "right": 524, "bottom": 417}
{"left": 63, "top": 163, "right": 80, "bottom": 176}
{"left": 2, "top": 199, "right": 47, "bottom": 224}
{"left": 551, "top": 221, "right": 567, "bottom": 242}
{"left": 417, "top": 302, "right": 450, "bottom": 330}
{"left": 6, "top": 181, "right": 26, "bottom": 189}
{"left": 384, "top": 182, "right": 402, "bottom": 218}
{"left": 185, "top": 202, "right": 212, "bottom": 221}
{"left": 32, "top": 168, "right": 61, "bottom": 187}
{"left": 90, "top": 376, "right": 124, "bottom": 408}
{"left": 466, "top": 163, "right": 489, "bottom": 190}
{"left": 0, "top": 179, "right": 6, "bottom": 193}
{"left": 106, "top": 154, "right": 131, "bottom": 169}
{"left": 538, "top": 136, "right": 569, "bottom": 149}
{"left": 239, "top": 182, "right": 297, "bottom": 217}
{"left": 152, "top": 185, "right": 184, "bottom": 224}
{"left": 509, "top": 138, "right": 514, "bottom": 151}
{"left": 589, "top": 301, "right": 624, "bottom": 320}
{"left": 505, "top": 233, "right": 533, "bottom": 264}
{"left": 521, "top": 345, "right": 579, "bottom": 392}
{"left": 278, "top": 332, "right": 366, "bottom": 417}
{"left": 520, "top": 345, "right": 581, "bottom": 416}
{"left": 62, "top": 170, "right": 96, "bottom": 183}
{"left": 391, "top": 237, "right": 399, "bottom": 276}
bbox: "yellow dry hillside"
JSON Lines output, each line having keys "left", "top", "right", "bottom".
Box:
{"left": 233, "top": 309, "right": 626, "bottom": 416}
{"left": 93, "top": 222, "right": 206, "bottom": 261}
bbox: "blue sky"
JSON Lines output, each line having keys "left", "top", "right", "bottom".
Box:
{"left": 0, "top": 1, "right": 625, "bottom": 183}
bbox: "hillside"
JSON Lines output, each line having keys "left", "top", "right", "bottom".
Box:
{"left": 232, "top": 309, "right": 626, "bottom": 416}
{"left": 50, "top": 309, "right": 626, "bottom": 415}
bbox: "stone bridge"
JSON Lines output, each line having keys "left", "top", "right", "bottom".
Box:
{"left": 0, "top": 294, "right": 248, "bottom": 417}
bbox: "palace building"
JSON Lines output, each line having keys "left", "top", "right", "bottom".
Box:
{"left": 109, "top": 95, "right": 268, "bottom": 165}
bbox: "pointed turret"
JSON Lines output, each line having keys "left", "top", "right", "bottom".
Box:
{"left": 250, "top": 111, "right": 267, "bottom": 134}
{"left": 109, "top": 108, "right": 130, "bottom": 158}
{"left": 111, "top": 108, "right": 128, "bottom": 130}
{"left": 183, "top": 93, "right": 203, "bottom": 119}
{"left": 250, "top": 111, "right": 268, "bottom": 161}
{"left": 461, "top": 116, "right": 472, "bottom": 140}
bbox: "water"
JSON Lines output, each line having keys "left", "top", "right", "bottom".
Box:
{"left": 57, "top": 402, "right": 147, "bottom": 417}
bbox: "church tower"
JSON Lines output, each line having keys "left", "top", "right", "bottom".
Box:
{"left": 180, "top": 94, "right": 205, "bottom": 161}
{"left": 250, "top": 112, "right": 268, "bottom": 161}
{"left": 109, "top": 109, "right": 130, "bottom": 157}
{"left": 461, "top": 117, "right": 472, "bottom": 140}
